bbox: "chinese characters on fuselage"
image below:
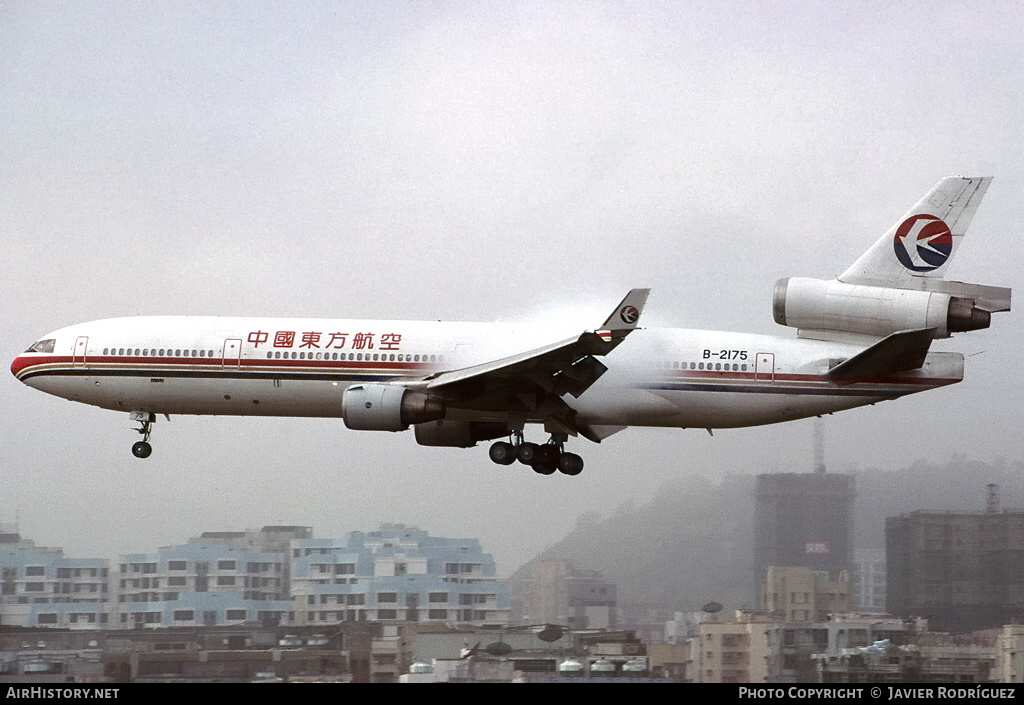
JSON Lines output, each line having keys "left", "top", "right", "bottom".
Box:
{"left": 247, "top": 331, "right": 402, "bottom": 351}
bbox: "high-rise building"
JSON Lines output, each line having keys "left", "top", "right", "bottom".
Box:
{"left": 886, "top": 510, "right": 1024, "bottom": 632}
{"left": 0, "top": 547, "right": 111, "bottom": 629}
{"left": 513, "top": 560, "right": 617, "bottom": 629}
{"left": 115, "top": 544, "right": 292, "bottom": 628}
{"left": 850, "top": 548, "right": 886, "bottom": 612}
{"left": 698, "top": 610, "right": 774, "bottom": 683}
{"left": 754, "top": 473, "right": 855, "bottom": 598}
{"left": 289, "top": 525, "right": 509, "bottom": 628}
{"left": 760, "top": 566, "right": 850, "bottom": 622}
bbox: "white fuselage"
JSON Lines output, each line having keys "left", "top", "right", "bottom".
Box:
{"left": 12, "top": 315, "right": 963, "bottom": 432}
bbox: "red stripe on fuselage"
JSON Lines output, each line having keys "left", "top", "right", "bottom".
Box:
{"left": 11, "top": 354, "right": 69, "bottom": 377}
{"left": 660, "top": 368, "right": 958, "bottom": 387}
{"left": 12, "top": 353, "right": 432, "bottom": 380}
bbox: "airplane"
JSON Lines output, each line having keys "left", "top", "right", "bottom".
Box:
{"left": 11, "top": 176, "right": 1011, "bottom": 476}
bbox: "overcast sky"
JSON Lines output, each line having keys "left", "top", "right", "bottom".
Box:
{"left": 2, "top": 1, "right": 1021, "bottom": 575}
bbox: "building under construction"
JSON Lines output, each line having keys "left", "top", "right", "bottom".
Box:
{"left": 754, "top": 473, "right": 855, "bottom": 600}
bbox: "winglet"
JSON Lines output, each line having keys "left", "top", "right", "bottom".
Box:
{"left": 599, "top": 288, "right": 650, "bottom": 332}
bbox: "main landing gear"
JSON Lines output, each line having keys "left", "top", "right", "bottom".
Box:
{"left": 488, "top": 432, "right": 584, "bottom": 476}
{"left": 131, "top": 412, "right": 155, "bottom": 459}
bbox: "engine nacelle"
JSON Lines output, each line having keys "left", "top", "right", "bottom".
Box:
{"left": 342, "top": 384, "right": 445, "bottom": 432}
{"left": 773, "top": 277, "right": 991, "bottom": 339}
{"left": 414, "top": 420, "right": 509, "bottom": 448}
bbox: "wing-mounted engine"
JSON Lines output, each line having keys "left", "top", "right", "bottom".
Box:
{"left": 772, "top": 277, "right": 1002, "bottom": 339}
{"left": 342, "top": 383, "right": 445, "bottom": 432}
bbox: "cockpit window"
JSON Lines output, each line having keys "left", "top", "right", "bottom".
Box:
{"left": 25, "top": 339, "right": 56, "bottom": 353}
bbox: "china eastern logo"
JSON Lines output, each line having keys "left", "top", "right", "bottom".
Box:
{"left": 620, "top": 305, "right": 639, "bottom": 324}
{"left": 893, "top": 214, "right": 953, "bottom": 272}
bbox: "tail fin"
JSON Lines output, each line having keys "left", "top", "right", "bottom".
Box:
{"left": 840, "top": 176, "right": 991, "bottom": 285}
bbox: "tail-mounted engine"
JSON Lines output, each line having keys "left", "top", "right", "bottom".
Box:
{"left": 342, "top": 384, "right": 445, "bottom": 432}
{"left": 773, "top": 277, "right": 1000, "bottom": 339}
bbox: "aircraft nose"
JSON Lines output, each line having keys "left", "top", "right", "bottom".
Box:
{"left": 11, "top": 355, "right": 30, "bottom": 382}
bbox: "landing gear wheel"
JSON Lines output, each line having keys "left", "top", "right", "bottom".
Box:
{"left": 132, "top": 441, "right": 153, "bottom": 459}
{"left": 536, "top": 444, "right": 559, "bottom": 466}
{"left": 532, "top": 461, "right": 557, "bottom": 475}
{"left": 489, "top": 441, "right": 517, "bottom": 465}
{"left": 558, "top": 452, "right": 584, "bottom": 476}
{"left": 517, "top": 442, "right": 540, "bottom": 466}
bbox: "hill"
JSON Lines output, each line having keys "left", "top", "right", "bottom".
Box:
{"left": 514, "top": 457, "right": 1024, "bottom": 613}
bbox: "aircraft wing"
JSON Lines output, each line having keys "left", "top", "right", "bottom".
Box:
{"left": 400, "top": 289, "right": 649, "bottom": 440}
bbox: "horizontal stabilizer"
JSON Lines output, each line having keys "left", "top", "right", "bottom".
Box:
{"left": 826, "top": 328, "right": 935, "bottom": 385}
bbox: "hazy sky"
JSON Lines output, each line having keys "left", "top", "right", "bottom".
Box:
{"left": 2, "top": 2, "right": 1022, "bottom": 575}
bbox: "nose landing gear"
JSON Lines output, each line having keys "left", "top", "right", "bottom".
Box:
{"left": 488, "top": 432, "right": 584, "bottom": 476}
{"left": 131, "top": 412, "right": 155, "bottom": 459}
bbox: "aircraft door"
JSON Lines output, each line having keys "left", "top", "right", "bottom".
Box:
{"left": 73, "top": 336, "right": 89, "bottom": 367}
{"left": 755, "top": 352, "right": 775, "bottom": 382}
{"left": 222, "top": 339, "right": 242, "bottom": 368}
